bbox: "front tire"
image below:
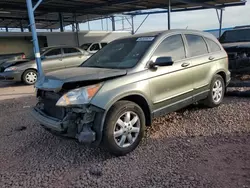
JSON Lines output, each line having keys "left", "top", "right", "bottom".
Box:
{"left": 102, "top": 100, "right": 146, "bottom": 156}
{"left": 22, "top": 69, "right": 38, "bottom": 85}
{"left": 204, "top": 74, "right": 225, "bottom": 108}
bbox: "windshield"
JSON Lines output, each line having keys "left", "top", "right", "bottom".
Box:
{"left": 81, "top": 43, "right": 92, "bottom": 50}
{"left": 81, "top": 37, "right": 154, "bottom": 69}
{"left": 219, "top": 29, "right": 250, "bottom": 43}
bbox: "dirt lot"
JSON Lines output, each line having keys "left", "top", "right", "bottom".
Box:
{"left": 0, "top": 81, "right": 34, "bottom": 101}
{"left": 0, "top": 81, "right": 249, "bottom": 188}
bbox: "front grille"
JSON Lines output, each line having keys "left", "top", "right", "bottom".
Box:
{"left": 39, "top": 90, "right": 66, "bottom": 120}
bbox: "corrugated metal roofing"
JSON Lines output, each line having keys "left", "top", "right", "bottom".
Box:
{"left": 0, "top": 0, "right": 246, "bottom": 29}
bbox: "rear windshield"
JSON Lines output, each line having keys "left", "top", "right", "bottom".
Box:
{"left": 81, "top": 37, "right": 154, "bottom": 69}
{"left": 219, "top": 29, "right": 250, "bottom": 43}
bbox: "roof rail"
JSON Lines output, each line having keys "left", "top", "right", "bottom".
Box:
{"left": 234, "top": 25, "right": 250, "bottom": 29}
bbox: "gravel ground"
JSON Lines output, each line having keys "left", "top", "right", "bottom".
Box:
{"left": 0, "top": 95, "right": 250, "bottom": 188}
{"left": 0, "top": 82, "right": 34, "bottom": 101}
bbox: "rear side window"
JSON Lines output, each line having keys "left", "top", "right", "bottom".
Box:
{"left": 63, "top": 48, "right": 81, "bottom": 56}
{"left": 205, "top": 38, "right": 221, "bottom": 52}
{"left": 185, "top": 34, "right": 208, "bottom": 57}
{"left": 153, "top": 34, "right": 186, "bottom": 61}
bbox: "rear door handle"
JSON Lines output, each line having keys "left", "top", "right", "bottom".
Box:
{"left": 181, "top": 62, "right": 190, "bottom": 67}
{"left": 209, "top": 56, "right": 215, "bottom": 60}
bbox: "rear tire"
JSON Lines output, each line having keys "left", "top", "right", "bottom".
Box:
{"left": 203, "top": 74, "right": 225, "bottom": 108}
{"left": 22, "top": 69, "right": 38, "bottom": 85}
{"left": 102, "top": 100, "right": 146, "bottom": 156}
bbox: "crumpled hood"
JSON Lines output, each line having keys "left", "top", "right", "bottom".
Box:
{"left": 222, "top": 42, "right": 250, "bottom": 49}
{"left": 35, "top": 67, "right": 127, "bottom": 91}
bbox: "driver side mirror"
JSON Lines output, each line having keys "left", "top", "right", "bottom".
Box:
{"left": 150, "top": 57, "right": 174, "bottom": 68}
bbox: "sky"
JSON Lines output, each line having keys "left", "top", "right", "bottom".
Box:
{"left": 77, "top": 1, "right": 250, "bottom": 33}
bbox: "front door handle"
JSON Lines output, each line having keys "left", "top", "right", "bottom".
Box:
{"left": 181, "top": 62, "right": 190, "bottom": 67}
{"left": 209, "top": 56, "right": 215, "bottom": 60}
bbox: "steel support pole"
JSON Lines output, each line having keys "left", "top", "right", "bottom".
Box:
{"left": 74, "top": 14, "right": 80, "bottom": 47}
{"left": 20, "top": 21, "right": 24, "bottom": 32}
{"left": 219, "top": 9, "right": 223, "bottom": 38}
{"left": 101, "top": 19, "right": 103, "bottom": 30}
{"left": 111, "top": 16, "right": 115, "bottom": 31}
{"left": 168, "top": 0, "right": 171, "bottom": 30}
{"left": 76, "top": 22, "right": 79, "bottom": 31}
{"left": 26, "top": 0, "right": 44, "bottom": 78}
{"left": 134, "top": 14, "right": 149, "bottom": 34}
{"left": 59, "top": 12, "right": 64, "bottom": 32}
{"left": 106, "top": 18, "right": 108, "bottom": 30}
{"left": 88, "top": 20, "right": 90, "bottom": 30}
{"left": 131, "top": 15, "right": 134, "bottom": 35}
{"left": 122, "top": 17, "right": 124, "bottom": 30}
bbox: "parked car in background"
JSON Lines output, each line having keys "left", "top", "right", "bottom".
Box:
{"left": 80, "top": 42, "right": 108, "bottom": 54}
{"left": 0, "top": 46, "right": 91, "bottom": 85}
{"left": 219, "top": 26, "right": 250, "bottom": 71}
{"left": 0, "top": 52, "right": 26, "bottom": 65}
{"left": 31, "top": 30, "right": 230, "bottom": 156}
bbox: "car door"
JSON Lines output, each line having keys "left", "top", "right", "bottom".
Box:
{"left": 183, "top": 34, "right": 214, "bottom": 101}
{"left": 42, "top": 48, "right": 65, "bottom": 72}
{"left": 62, "top": 47, "right": 86, "bottom": 68}
{"left": 148, "top": 34, "right": 194, "bottom": 116}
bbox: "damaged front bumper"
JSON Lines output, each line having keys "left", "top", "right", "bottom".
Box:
{"left": 31, "top": 104, "right": 105, "bottom": 145}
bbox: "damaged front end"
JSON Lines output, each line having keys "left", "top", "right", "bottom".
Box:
{"left": 31, "top": 67, "right": 127, "bottom": 145}
{"left": 31, "top": 83, "right": 105, "bottom": 145}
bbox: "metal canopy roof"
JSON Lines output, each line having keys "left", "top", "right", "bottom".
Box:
{"left": 0, "top": 0, "right": 246, "bottom": 29}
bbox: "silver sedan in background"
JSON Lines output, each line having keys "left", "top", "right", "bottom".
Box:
{"left": 0, "top": 46, "right": 91, "bottom": 85}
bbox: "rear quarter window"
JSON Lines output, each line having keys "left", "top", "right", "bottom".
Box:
{"left": 205, "top": 38, "right": 221, "bottom": 52}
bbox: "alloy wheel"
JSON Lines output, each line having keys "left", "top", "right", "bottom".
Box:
{"left": 113, "top": 111, "right": 140, "bottom": 148}
{"left": 25, "top": 71, "right": 37, "bottom": 84}
{"left": 212, "top": 79, "right": 223, "bottom": 103}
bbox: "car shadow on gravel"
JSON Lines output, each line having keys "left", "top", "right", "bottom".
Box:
{"left": 0, "top": 81, "right": 26, "bottom": 88}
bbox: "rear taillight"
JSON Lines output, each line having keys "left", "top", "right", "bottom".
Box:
{"left": 21, "top": 54, "right": 26, "bottom": 59}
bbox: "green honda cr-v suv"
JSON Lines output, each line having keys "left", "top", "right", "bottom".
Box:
{"left": 31, "top": 29, "right": 230, "bottom": 156}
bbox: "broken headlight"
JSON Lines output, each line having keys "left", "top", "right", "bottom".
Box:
{"left": 56, "top": 83, "right": 102, "bottom": 107}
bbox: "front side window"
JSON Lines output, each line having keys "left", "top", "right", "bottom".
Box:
{"left": 81, "top": 37, "right": 154, "bottom": 69}
{"left": 205, "top": 38, "right": 221, "bottom": 52}
{"left": 185, "top": 34, "right": 208, "bottom": 57}
{"left": 44, "top": 48, "right": 62, "bottom": 58}
{"left": 153, "top": 34, "right": 186, "bottom": 61}
{"left": 90, "top": 43, "right": 100, "bottom": 51}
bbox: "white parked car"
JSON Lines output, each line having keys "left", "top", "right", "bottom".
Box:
{"left": 80, "top": 42, "right": 108, "bottom": 54}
